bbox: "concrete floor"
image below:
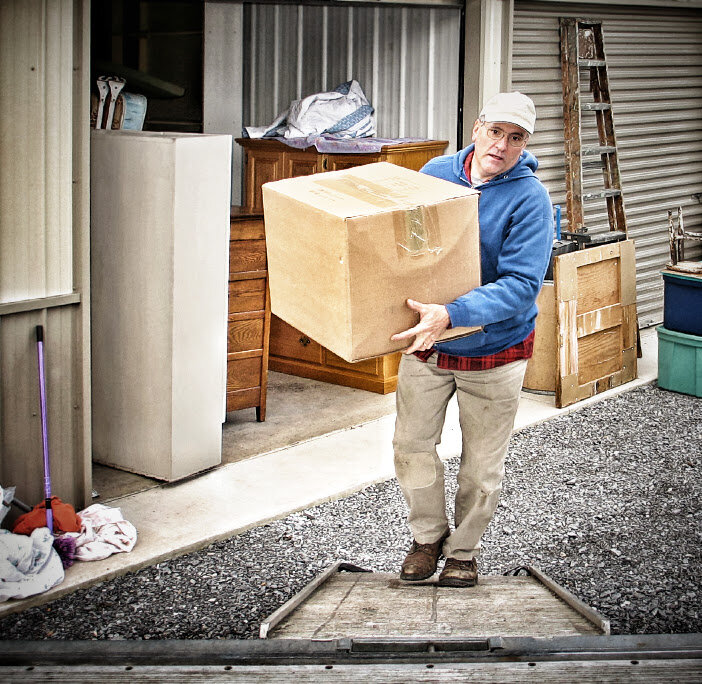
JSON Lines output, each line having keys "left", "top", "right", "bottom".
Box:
{"left": 93, "top": 371, "right": 398, "bottom": 502}
{"left": 0, "top": 328, "right": 659, "bottom": 618}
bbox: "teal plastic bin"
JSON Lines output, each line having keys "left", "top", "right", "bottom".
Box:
{"left": 657, "top": 325, "right": 702, "bottom": 398}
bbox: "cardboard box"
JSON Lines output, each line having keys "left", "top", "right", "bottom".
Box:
{"left": 262, "top": 162, "right": 481, "bottom": 362}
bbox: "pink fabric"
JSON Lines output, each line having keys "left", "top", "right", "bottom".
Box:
{"left": 63, "top": 504, "right": 137, "bottom": 562}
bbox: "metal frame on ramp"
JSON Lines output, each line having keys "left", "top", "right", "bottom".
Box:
{"left": 1, "top": 633, "right": 701, "bottom": 682}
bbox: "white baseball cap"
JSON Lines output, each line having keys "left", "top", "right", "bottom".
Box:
{"left": 479, "top": 91, "right": 536, "bottom": 135}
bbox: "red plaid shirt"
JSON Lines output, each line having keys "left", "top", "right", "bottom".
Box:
{"left": 414, "top": 329, "right": 535, "bottom": 371}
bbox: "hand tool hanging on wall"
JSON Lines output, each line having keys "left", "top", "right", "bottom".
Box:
{"left": 105, "top": 77, "right": 126, "bottom": 130}
{"left": 95, "top": 77, "right": 110, "bottom": 129}
{"left": 92, "top": 76, "right": 147, "bottom": 131}
{"left": 93, "top": 76, "right": 126, "bottom": 130}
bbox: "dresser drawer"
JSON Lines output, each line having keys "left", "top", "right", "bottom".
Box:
{"left": 228, "top": 316, "right": 265, "bottom": 354}
{"left": 230, "top": 238, "right": 266, "bottom": 274}
{"left": 231, "top": 217, "right": 265, "bottom": 241}
{"left": 227, "top": 356, "right": 262, "bottom": 391}
{"left": 270, "top": 315, "right": 323, "bottom": 364}
{"left": 227, "top": 387, "right": 262, "bottom": 414}
{"left": 324, "top": 349, "right": 380, "bottom": 375}
{"left": 229, "top": 278, "right": 266, "bottom": 315}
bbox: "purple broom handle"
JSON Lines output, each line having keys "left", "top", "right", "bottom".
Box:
{"left": 36, "top": 325, "right": 53, "bottom": 534}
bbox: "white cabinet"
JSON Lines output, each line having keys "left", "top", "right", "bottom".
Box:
{"left": 90, "top": 130, "right": 231, "bottom": 481}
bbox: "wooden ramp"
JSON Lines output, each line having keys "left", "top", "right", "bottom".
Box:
{"left": 261, "top": 563, "right": 609, "bottom": 640}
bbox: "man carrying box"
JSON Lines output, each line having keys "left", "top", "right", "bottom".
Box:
{"left": 390, "top": 92, "right": 553, "bottom": 587}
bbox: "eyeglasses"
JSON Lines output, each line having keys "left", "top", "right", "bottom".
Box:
{"left": 480, "top": 121, "right": 529, "bottom": 148}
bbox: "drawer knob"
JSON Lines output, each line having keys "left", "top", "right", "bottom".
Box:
{"left": 299, "top": 335, "right": 311, "bottom": 347}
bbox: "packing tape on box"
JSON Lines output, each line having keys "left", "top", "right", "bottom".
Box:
{"left": 312, "top": 176, "right": 443, "bottom": 257}
{"left": 314, "top": 176, "right": 400, "bottom": 209}
{"left": 395, "top": 205, "right": 443, "bottom": 258}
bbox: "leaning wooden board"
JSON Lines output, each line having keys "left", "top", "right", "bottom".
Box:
{"left": 524, "top": 239, "right": 638, "bottom": 408}
{"left": 261, "top": 563, "right": 608, "bottom": 640}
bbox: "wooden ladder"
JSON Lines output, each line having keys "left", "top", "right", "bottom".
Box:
{"left": 560, "top": 18, "right": 627, "bottom": 238}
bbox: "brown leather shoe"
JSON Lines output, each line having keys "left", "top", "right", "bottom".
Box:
{"left": 400, "top": 530, "right": 449, "bottom": 581}
{"left": 438, "top": 557, "right": 478, "bottom": 587}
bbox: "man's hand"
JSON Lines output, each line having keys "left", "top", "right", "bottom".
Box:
{"left": 391, "top": 299, "right": 451, "bottom": 354}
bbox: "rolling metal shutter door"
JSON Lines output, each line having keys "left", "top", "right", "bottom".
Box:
{"left": 512, "top": 3, "right": 702, "bottom": 328}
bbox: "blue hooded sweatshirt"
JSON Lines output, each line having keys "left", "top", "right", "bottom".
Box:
{"left": 421, "top": 144, "right": 553, "bottom": 357}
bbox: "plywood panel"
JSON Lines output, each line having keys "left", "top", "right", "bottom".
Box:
{"left": 524, "top": 283, "right": 557, "bottom": 391}
{"left": 577, "top": 327, "right": 623, "bottom": 385}
{"left": 556, "top": 241, "right": 638, "bottom": 407}
{"left": 267, "top": 572, "right": 605, "bottom": 640}
{"left": 576, "top": 303, "right": 622, "bottom": 337}
{"left": 576, "top": 259, "right": 621, "bottom": 312}
{"left": 524, "top": 240, "right": 638, "bottom": 407}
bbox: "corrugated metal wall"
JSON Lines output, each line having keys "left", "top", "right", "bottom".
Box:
{"left": 0, "top": 0, "right": 91, "bottom": 511}
{"left": 512, "top": 2, "right": 702, "bottom": 327}
{"left": 243, "top": 3, "right": 462, "bottom": 151}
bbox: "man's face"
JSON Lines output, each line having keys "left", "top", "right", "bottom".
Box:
{"left": 471, "top": 120, "right": 528, "bottom": 181}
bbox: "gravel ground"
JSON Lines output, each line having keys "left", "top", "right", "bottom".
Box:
{"left": 1, "top": 383, "right": 700, "bottom": 640}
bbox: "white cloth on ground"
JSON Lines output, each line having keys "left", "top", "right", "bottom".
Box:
{"left": 63, "top": 504, "right": 137, "bottom": 562}
{"left": 0, "top": 527, "right": 65, "bottom": 602}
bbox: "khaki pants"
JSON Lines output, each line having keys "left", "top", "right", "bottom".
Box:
{"left": 393, "top": 353, "right": 528, "bottom": 561}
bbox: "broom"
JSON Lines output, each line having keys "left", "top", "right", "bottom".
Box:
{"left": 35, "top": 325, "right": 76, "bottom": 568}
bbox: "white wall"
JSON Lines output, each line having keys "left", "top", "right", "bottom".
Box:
{"left": 0, "top": 0, "right": 92, "bottom": 509}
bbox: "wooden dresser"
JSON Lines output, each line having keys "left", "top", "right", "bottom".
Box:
{"left": 227, "top": 207, "right": 271, "bottom": 420}
{"left": 236, "top": 138, "right": 448, "bottom": 394}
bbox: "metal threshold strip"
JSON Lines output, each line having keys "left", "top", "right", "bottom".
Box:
{"left": 1, "top": 633, "right": 701, "bottom": 666}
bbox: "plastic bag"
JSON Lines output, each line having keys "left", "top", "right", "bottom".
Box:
{"left": 244, "top": 80, "right": 375, "bottom": 140}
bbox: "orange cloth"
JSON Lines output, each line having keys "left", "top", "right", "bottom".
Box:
{"left": 12, "top": 497, "right": 82, "bottom": 536}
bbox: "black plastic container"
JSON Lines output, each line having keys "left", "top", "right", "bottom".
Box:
{"left": 545, "top": 239, "right": 578, "bottom": 281}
